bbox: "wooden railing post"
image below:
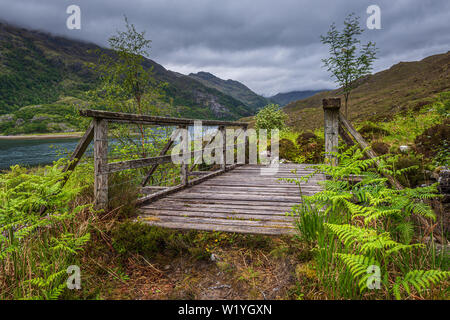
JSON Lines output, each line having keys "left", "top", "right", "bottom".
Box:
{"left": 94, "top": 118, "right": 108, "bottom": 210}
{"left": 323, "top": 98, "right": 341, "bottom": 166}
{"left": 244, "top": 125, "right": 249, "bottom": 165}
{"left": 219, "top": 125, "right": 226, "bottom": 171}
{"left": 180, "top": 125, "right": 188, "bottom": 186}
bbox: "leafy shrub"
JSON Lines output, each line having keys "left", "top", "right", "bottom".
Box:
{"left": 371, "top": 141, "right": 390, "bottom": 155}
{"left": 295, "top": 132, "right": 324, "bottom": 163}
{"left": 394, "top": 154, "right": 425, "bottom": 188}
{"left": 414, "top": 119, "right": 450, "bottom": 159}
{"left": 255, "top": 104, "right": 287, "bottom": 134}
{"left": 296, "top": 132, "right": 318, "bottom": 147}
{"left": 111, "top": 222, "right": 168, "bottom": 257}
{"left": 357, "top": 122, "right": 390, "bottom": 141}
{"left": 278, "top": 138, "right": 300, "bottom": 161}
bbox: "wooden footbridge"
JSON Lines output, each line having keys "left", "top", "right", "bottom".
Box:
{"left": 139, "top": 164, "right": 324, "bottom": 235}
{"left": 64, "top": 98, "right": 400, "bottom": 235}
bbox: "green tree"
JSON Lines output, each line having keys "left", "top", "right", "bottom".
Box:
{"left": 255, "top": 103, "right": 287, "bottom": 134}
{"left": 320, "top": 13, "right": 377, "bottom": 117}
{"left": 89, "top": 16, "right": 174, "bottom": 156}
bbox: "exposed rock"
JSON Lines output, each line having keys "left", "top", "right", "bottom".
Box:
{"left": 210, "top": 253, "right": 220, "bottom": 262}
{"left": 0, "top": 114, "right": 14, "bottom": 123}
{"left": 15, "top": 118, "right": 24, "bottom": 127}
{"left": 31, "top": 115, "right": 50, "bottom": 122}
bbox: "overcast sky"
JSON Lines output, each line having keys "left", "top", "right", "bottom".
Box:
{"left": 0, "top": 0, "right": 449, "bottom": 96}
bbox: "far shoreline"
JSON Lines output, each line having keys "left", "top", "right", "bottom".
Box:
{"left": 0, "top": 132, "right": 83, "bottom": 140}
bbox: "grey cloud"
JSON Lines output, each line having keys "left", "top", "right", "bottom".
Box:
{"left": 0, "top": 0, "right": 449, "bottom": 95}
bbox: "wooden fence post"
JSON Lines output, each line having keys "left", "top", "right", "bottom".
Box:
{"left": 180, "top": 125, "right": 188, "bottom": 186}
{"left": 244, "top": 125, "right": 249, "bottom": 165}
{"left": 94, "top": 118, "right": 108, "bottom": 210}
{"left": 323, "top": 98, "right": 341, "bottom": 166}
{"left": 219, "top": 125, "right": 226, "bottom": 171}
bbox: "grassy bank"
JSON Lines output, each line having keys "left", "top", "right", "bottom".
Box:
{"left": 0, "top": 132, "right": 83, "bottom": 140}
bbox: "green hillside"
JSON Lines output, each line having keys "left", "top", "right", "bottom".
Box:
{"left": 0, "top": 23, "right": 256, "bottom": 135}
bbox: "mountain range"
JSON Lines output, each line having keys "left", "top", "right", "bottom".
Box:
{"left": 0, "top": 23, "right": 256, "bottom": 134}
{"left": 2, "top": 22, "right": 446, "bottom": 136}
{"left": 0, "top": 22, "right": 325, "bottom": 135}
{"left": 269, "top": 90, "right": 328, "bottom": 106}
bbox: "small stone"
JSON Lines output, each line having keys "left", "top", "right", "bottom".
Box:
{"left": 210, "top": 253, "right": 220, "bottom": 262}
{"left": 399, "top": 145, "right": 410, "bottom": 153}
{"left": 164, "top": 265, "right": 170, "bottom": 270}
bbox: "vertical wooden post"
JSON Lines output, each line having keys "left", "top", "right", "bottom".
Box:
{"left": 219, "top": 125, "right": 226, "bottom": 171}
{"left": 180, "top": 125, "right": 188, "bottom": 186}
{"left": 244, "top": 125, "right": 249, "bottom": 165}
{"left": 323, "top": 98, "right": 341, "bottom": 166}
{"left": 94, "top": 118, "right": 108, "bottom": 210}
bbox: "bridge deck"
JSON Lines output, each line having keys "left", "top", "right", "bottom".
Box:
{"left": 138, "top": 164, "right": 325, "bottom": 235}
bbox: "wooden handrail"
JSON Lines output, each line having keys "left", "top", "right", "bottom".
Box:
{"left": 79, "top": 109, "right": 249, "bottom": 127}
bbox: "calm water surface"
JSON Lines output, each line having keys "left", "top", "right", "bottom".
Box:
{"left": 0, "top": 138, "right": 85, "bottom": 169}
{"left": 0, "top": 127, "right": 218, "bottom": 170}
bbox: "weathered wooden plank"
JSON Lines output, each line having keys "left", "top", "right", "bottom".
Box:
{"left": 140, "top": 186, "right": 169, "bottom": 195}
{"left": 152, "top": 198, "right": 300, "bottom": 208}
{"left": 180, "top": 188, "right": 306, "bottom": 196}
{"left": 178, "top": 185, "right": 318, "bottom": 192}
{"left": 166, "top": 193, "right": 303, "bottom": 202}
{"left": 64, "top": 121, "right": 94, "bottom": 174}
{"left": 108, "top": 154, "right": 173, "bottom": 173}
{"left": 201, "top": 178, "right": 324, "bottom": 184}
{"left": 139, "top": 209, "right": 294, "bottom": 221}
{"left": 146, "top": 199, "right": 297, "bottom": 211}
{"left": 139, "top": 215, "right": 294, "bottom": 228}
{"left": 338, "top": 113, "right": 403, "bottom": 189}
{"left": 80, "top": 109, "right": 248, "bottom": 127}
{"left": 188, "top": 171, "right": 210, "bottom": 176}
{"left": 139, "top": 221, "right": 294, "bottom": 235}
{"left": 180, "top": 125, "right": 189, "bottom": 186}
{"left": 323, "top": 98, "right": 340, "bottom": 166}
{"left": 94, "top": 118, "right": 108, "bottom": 210}
{"left": 141, "top": 204, "right": 294, "bottom": 215}
{"left": 339, "top": 123, "right": 355, "bottom": 146}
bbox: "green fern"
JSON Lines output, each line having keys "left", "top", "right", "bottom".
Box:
{"left": 393, "top": 270, "right": 450, "bottom": 299}
{"left": 335, "top": 253, "right": 380, "bottom": 292}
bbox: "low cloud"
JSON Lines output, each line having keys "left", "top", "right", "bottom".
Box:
{"left": 0, "top": 0, "right": 448, "bottom": 95}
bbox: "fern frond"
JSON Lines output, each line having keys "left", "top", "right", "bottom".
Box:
{"left": 393, "top": 270, "right": 450, "bottom": 299}
{"left": 336, "top": 253, "right": 380, "bottom": 292}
